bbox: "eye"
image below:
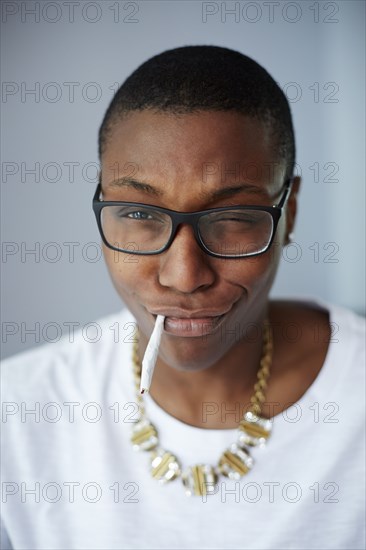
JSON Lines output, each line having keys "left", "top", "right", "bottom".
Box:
{"left": 114, "top": 206, "right": 167, "bottom": 224}
{"left": 208, "top": 212, "right": 260, "bottom": 224}
{"left": 126, "top": 210, "right": 154, "bottom": 220}
{"left": 218, "top": 215, "right": 256, "bottom": 223}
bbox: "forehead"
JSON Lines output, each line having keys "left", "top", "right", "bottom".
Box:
{"left": 101, "top": 111, "right": 285, "bottom": 201}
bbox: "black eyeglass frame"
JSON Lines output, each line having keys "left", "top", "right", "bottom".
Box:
{"left": 92, "top": 177, "right": 294, "bottom": 259}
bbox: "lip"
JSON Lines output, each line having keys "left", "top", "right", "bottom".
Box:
{"left": 147, "top": 305, "right": 234, "bottom": 338}
{"left": 149, "top": 307, "right": 232, "bottom": 319}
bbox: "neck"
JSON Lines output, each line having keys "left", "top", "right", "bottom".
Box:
{"left": 137, "top": 317, "right": 268, "bottom": 429}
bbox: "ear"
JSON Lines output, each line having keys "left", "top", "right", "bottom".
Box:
{"left": 284, "top": 176, "right": 301, "bottom": 245}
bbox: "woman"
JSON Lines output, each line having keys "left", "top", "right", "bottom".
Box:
{"left": 2, "top": 46, "right": 364, "bottom": 549}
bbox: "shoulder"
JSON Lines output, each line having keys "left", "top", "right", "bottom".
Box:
{"left": 268, "top": 297, "right": 365, "bottom": 407}
{"left": 1, "top": 308, "right": 136, "bottom": 402}
{"left": 270, "top": 297, "right": 365, "bottom": 351}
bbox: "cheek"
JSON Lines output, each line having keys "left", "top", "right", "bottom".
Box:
{"left": 103, "top": 246, "right": 150, "bottom": 297}
{"left": 240, "top": 260, "right": 274, "bottom": 297}
{"left": 223, "top": 235, "right": 283, "bottom": 292}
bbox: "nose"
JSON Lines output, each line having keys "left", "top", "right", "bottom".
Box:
{"left": 158, "top": 225, "right": 216, "bottom": 294}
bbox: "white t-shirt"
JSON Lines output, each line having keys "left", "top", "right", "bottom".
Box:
{"left": 1, "top": 300, "right": 365, "bottom": 550}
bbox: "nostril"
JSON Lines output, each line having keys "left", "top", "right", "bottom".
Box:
{"left": 158, "top": 233, "right": 216, "bottom": 294}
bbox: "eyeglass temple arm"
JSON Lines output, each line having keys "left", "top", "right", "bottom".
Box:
{"left": 93, "top": 180, "right": 102, "bottom": 202}
{"left": 276, "top": 177, "right": 294, "bottom": 208}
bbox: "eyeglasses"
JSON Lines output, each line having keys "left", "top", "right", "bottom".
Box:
{"left": 92, "top": 178, "right": 293, "bottom": 259}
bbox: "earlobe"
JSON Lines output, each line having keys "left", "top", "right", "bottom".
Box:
{"left": 285, "top": 176, "right": 301, "bottom": 244}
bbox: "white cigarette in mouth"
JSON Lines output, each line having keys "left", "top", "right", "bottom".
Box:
{"left": 140, "top": 315, "right": 165, "bottom": 394}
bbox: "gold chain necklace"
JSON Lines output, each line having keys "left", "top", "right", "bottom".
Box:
{"left": 130, "top": 322, "right": 273, "bottom": 496}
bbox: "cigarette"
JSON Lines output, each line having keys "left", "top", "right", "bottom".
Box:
{"left": 140, "top": 315, "right": 165, "bottom": 394}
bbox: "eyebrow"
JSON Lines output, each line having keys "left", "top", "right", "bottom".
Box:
{"left": 209, "top": 184, "right": 268, "bottom": 200}
{"left": 107, "top": 177, "right": 268, "bottom": 199}
{"left": 108, "top": 177, "right": 163, "bottom": 196}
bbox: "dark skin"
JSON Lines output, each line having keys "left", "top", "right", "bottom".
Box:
{"left": 100, "top": 110, "right": 330, "bottom": 428}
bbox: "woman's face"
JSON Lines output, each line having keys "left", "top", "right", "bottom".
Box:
{"left": 100, "top": 110, "right": 298, "bottom": 371}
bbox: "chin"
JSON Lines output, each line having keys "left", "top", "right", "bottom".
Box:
{"left": 158, "top": 335, "right": 229, "bottom": 372}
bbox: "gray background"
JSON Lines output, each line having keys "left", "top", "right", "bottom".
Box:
{"left": 1, "top": 0, "right": 365, "bottom": 359}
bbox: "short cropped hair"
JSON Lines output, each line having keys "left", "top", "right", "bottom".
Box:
{"left": 98, "top": 45, "right": 295, "bottom": 179}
